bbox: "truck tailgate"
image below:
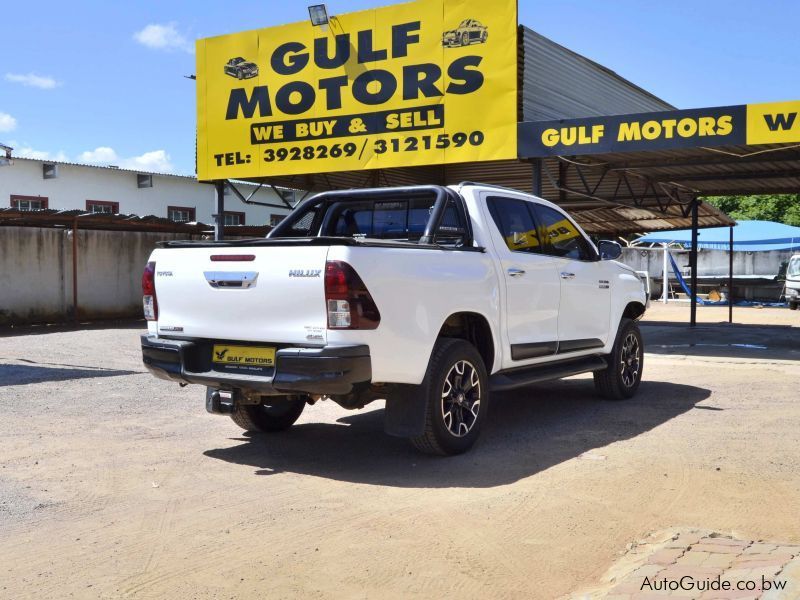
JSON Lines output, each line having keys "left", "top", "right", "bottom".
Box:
{"left": 151, "top": 246, "right": 328, "bottom": 345}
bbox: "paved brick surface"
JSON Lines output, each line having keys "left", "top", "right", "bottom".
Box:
{"left": 570, "top": 529, "right": 800, "bottom": 599}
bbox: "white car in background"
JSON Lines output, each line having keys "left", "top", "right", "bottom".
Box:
{"left": 786, "top": 254, "right": 800, "bottom": 310}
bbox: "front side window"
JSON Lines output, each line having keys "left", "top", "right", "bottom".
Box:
{"left": 532, "top": 204, "right": 596, "bottom": 261}
{"left": 487, "top": 196, "right": 541, "bottom": 253}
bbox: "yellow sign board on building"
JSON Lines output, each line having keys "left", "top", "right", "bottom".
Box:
{"left": 196, "top": 0, "right": 518, "bottom": 181}
{"left": 746, "top": 100, "right": 800, "bottom": 145}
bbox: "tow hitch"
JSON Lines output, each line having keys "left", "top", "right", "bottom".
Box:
{"left": 205, "top": 388, "right": 236, "bottom": 414}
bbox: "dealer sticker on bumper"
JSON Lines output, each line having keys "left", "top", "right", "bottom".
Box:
{"left": 212, "top": 345, "right": 275, "bottom": 369}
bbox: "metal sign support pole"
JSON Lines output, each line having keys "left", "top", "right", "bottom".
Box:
{"left": 531, "top": 159, "right": 542, "bottom": 197}
{"left": 214, "top": 180, "right": 226, "bottom": 241}
{"left": 690, "top": 199, "right": 699, "bottom": 327}
{"left": 729, "top": 225, "right": 734, "bottom": 323}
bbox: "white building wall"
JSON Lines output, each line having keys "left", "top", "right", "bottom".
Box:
{"left": 0, "top": 157, "right": 294, "bottom": 225}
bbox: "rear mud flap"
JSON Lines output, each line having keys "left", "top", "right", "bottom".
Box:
{"left": 383, "top": 384, "right": 427, "bottom": 438}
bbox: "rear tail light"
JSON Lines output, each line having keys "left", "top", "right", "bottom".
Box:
{"left": 324, "top": 260, "right": 380, "bottom": 329}
{"left": 142, "top": 261, "right": 158, "bottom": 321}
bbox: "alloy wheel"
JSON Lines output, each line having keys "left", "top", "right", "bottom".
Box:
{"left": 441, "top": 360, "right": 481, "bottom": 437}
{"left": 620, "top": 333, "right": 641, "bottom": 388}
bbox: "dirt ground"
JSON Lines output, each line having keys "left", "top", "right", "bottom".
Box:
{"left": 2, "top": 313, "right": 800, "bottom": 599}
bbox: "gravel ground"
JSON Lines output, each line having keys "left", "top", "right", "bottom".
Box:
{"left": 1, "top": 319, "right": 799, "bottom": 599}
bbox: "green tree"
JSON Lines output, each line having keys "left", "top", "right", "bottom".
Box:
{"left": 704, "top": 194, "right": 800, "bottom": 226}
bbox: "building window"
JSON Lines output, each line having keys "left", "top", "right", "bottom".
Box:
{"left": 168, "top": 206, "right": 196, "bottom": 222}
{"left": 11, "top": 195, "right": 49, "bottom": 211}
{"left": 86, "top": 200, "right": 119, "bottom": 214}
{"left": 223, "top": 211, "right": 246, "bottom": 226}
{"left": 43, "top": 163, "right": 59, "bottom": 179}
{"left": 137, "top": 174, "right": 153, "bottom": 189}
{"left": 270, "top": 214, "right": 284, "bottom": 227}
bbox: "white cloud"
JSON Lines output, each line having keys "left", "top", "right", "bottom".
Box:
{"left": 79, "top": 146, "right": 118, "bottom": 163}
{"left": 78, "top": 146, "right": 175, "bottom": 173}
{"left": 119, "top": 150, "right": 174, "bottom": 173}
{"left": 133, "top": 23, "right": 193, "bottom": 53}
{"left": 5, "top": 73, "right": 60, "bottom": 89}
{"left": 0, "top": 111, "right": 17, "bottom": 132}
{"left": 14, "top": 146, "right": 68, "bottom": 161}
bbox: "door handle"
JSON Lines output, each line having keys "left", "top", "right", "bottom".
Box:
{"left": 560, "top": 272, "right": 576, "bottom": 280}
{"left": 508, "top": 268, "right": 526, "bottom": 278}
{"left": 204, "top": 271, "right": 259, "bottom": 289}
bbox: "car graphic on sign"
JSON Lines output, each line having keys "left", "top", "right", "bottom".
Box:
{"left": 224, "top": 57, "right": 259, "bottom": 80}
{"left": 442, "top": 19, "right": 488, "bottom": 47}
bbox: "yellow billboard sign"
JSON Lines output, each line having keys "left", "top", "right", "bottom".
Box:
{"left": 196, "top": 0, "right": 518, "bottom": 181}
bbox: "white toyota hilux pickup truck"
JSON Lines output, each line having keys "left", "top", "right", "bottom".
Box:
{"left": 141, "top": 183, "right": 647, "bottom": 455}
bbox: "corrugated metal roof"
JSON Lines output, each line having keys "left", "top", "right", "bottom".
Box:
{"left": 229, "top": 160, "right": 734, "bottom": 235}
{"left": 8, "top": 156, "right": 196, "bottom": 180}
{"left": 519, "top": 27, "right": 674, "bottom": 121}
{"left": 566, "top": 144, "right": 800, "bottom": 196}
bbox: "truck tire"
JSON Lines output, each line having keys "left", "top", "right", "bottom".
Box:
{"left": 410, "top": 338, "right": 489, "bottom": 456}
{"left": 790, "top": 302, "right": 798, "bottom": 310}
{"left": 230, "top": 396, "right": 306, "bottom": 432}
{"left": 594, "top": 318, "right": 643, "bottom": 400}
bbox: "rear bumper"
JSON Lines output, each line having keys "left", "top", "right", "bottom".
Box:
{"left": 140, "top": 334, "right": 371, "bottom": 396}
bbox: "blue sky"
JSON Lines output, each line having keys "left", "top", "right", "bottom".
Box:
{"left": 1, "top": 0, "right": 798, "bottom": 175}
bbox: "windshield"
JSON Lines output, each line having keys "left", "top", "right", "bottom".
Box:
{"left": 788, "top": 257, "right": 800, "bottom": 278}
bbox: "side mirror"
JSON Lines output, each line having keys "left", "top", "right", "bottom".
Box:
{"left": 598, "top": 240, "right": 622, "bottom": 260}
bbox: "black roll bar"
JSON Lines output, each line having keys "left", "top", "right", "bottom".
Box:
{"left": 268, "top": 184, "right": 466, "bottom": 245}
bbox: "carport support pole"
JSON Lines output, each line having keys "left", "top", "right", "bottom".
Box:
{"left": 214, "top": 180, "right": 225, "bottom": 241}
{"left": 531, "top": 159, "right": 542, "bottom": 197}
{"left": 690, "top": 199, "right": 699, "bottom": 327}
{"left": 729, "top": 225, "right": 734, "bottom": 323}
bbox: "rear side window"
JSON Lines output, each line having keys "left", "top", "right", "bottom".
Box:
{"left": 532, "top": 204, "right": 596, "bottom": 261}
{"left": 487, "top": 196, "right": 542, "bottom": 253}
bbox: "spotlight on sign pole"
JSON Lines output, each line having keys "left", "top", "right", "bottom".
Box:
{"left": 308, "top": 4, "right": 329, "bottom": 27}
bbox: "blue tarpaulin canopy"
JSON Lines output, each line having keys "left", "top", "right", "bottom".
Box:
{"left": 635, "top": 220, "right": 800, "bottom": 252}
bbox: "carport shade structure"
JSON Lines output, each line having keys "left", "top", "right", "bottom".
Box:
{"left": 514, "top": 99, "right": 800, "bottom": 327}
{"left": 635, "top": 220, "right": 800, "bottom": 323}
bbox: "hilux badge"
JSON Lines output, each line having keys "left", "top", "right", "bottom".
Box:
{"left": 289, "top": 269, "right": 322, "bottom": 278}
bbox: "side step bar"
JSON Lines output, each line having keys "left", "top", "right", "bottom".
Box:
{"left": 490, "top": 355, "right": 608, "bottom": 392}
